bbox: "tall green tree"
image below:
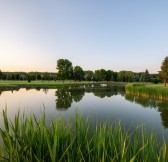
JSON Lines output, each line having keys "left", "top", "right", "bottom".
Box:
{"left": 160, "top": 56, "right": 168, "bottom": 87}
{"left": 143, "top": 69, "right": 150, "bottom": 82}
{"left": 118, "top": 71, "right": 133, "bottom": 82}
{"left": 84, "top": 71, "right": 94, "bottom": 81}
{"left": 56, "top": 59, "right": 73, "bottom": 83}
{"left": 94, "top": 69, "right": 106, "bottom": 82}
{"left": 105, "top": 70, "right": 113, "bottom": 82}
{"left": 73, "top": 66, "right": 84, "bottom": 81}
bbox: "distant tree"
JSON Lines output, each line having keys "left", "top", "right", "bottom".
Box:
{"left": 118, "top": 71, "right": 133, "bottom": 82}
{"left": 84, "top": 71, "right": 94, "bottom": 81}
{"left": 143, "top": 69, "right": 150, "bottom": 82}
{"left": 139, "top": 73, "right": 144, "bottom": 82}
{"left": 150, "top": 74, "right": 160, "bottom": 84}
{"left": 94, "top": 69, "right": 106, "bottom": 82}
{"left": 160, "top": 56, "right": 168, "bottom": 87}
{"left": 27, "top": 74, "right": 31, "bottom": 82}
{"left": 105, "top": 70, "right": 113, "bottom": 82}
{"left": 0, "top": 70, "right": 2, "bottom": 80}
{"left": 37, "top": 74, "right": 42, "bottom": 80}
{"left": 42, "top": 72, "right": 50, "bottom": 80}
{"left": 15, "top": 73, "right": 20, "bottom": 80}
{"left": 56, "top": 59, "right": 73, "bottom": 83}
{"left": 73, "top": 66, "right": 84, "bottom": 81}
{"left": 113, "top": 72, "right": 118, "bottom": 81}
{"left": 132, "top": 73, "right": 140, "bottom": 82}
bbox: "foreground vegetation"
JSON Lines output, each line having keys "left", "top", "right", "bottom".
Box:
{"left": 0, "top": 111, "right": 167, "bottom": 162}
{"left": 126, "top": 83, "right": 168, "bottom": 100}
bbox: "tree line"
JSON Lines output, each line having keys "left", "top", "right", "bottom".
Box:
{"left": 56, "top": 59, "right": 160, "bottom": 83}
{"left": 0, "top": 58, "right": 163, "bottom": 83}
{"left": 0, "top": 71, "right": 56, "bottom": 82}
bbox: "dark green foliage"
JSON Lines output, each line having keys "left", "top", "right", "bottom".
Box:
{"left": 0, "top": 70, "right": 2, "bottom": 80}
{"left": 84, "top": 71, "right": 94, "bottom": 81}
{"left": 105, "top": 70, "right": 113, "bottom": 82}
{"left": 143, "top": 69, "right": 150, "bottom": 82}
{"left": 150, "top": 74, "right": 160, "bottom": 84}
{"left": 94, "top": 69, "right": 106, "bottom": 81}
{"left": 160, "top": 56, "right": 168, "bottom": 87}
{"left": 160, "top": 56, "right": 168, "bottom": 79}
{"left": 56, "top": 59, "right": 73, "bottom": 82}
{"left": 118, "top": 71, "right": 134, "bottom": 82}
{"left": 113, "top": 71, "right": 118, "bottom": 81}
{"left": 70, "top": 88, "right": 85, "bottom": 102}
{"left": 132, "top": 73, "right": 140, "bottom": 82}
{"left": 73, "top": 66, "right": 84, "bottom": 81}
{"left": 55, "top": 88, "right": 72, "bottom": 109}
{"left": 27, "top": 75, "right": 31, "bottom": 83}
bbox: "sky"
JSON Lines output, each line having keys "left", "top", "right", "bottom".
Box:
{"left": 0, "top": 0, "right": 168, "bottom": 73}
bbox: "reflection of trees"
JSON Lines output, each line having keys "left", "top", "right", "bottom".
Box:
{"left": 92, "top": 88, "right": 116, "bottom": 98}
{"left": 55, "top": 86, "right": 125, "bottom": 111}
{"left": 69, "top": 88, "right": 85, "bottom": 102}
{"left": 157, "top": 102, "right": 168, "bottom": 128}
{"left": 35, "top": 87, "right": 41, "bottom": 91}
{"left": 55, "top": 88, "right": 85, "bottom": 110}
{"left": 43, "top": 89, "right": 48, "bottom": 94}
{"left": 125, "top": 95, "right": 157, "bottom": 108}
{"left": 0, "top": 91, "right": 2, "bottom": 96}
{"left": 91, "top": 86, "right": 125, "bottom": 98}
{"left": 55, "top": 88, "right": 72, "bottom": 110}
{"left": 125, "top": 94, "right": 168, "bottom": 128}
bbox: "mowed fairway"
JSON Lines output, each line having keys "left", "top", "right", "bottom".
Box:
{"left": 0, "top": 80, "right": 98, "bottom": 89}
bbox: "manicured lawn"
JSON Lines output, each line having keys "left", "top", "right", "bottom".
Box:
{"left": 0, "top": 80, "right": 99, "bottom": 89}
{"left": 0, "top": 81, "right": 126, "bottom": 90}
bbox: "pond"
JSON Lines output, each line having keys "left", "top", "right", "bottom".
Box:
{"left": 0, "top": 85, "right": 168, "bottom": 142}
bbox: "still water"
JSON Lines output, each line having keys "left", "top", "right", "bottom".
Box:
{"left": 0, "top": 86, "right": 168, "bottom": 141}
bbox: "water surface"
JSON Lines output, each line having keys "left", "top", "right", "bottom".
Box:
{"left": 0, "top": 86, "right": 168, "bottom": 142}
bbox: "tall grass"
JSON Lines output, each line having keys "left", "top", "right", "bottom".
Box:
{"left": 0, "top": 110, "right": 167, "bottom": 162}
{"left": 126, "top": 83, "right": 168, "bottom": 100}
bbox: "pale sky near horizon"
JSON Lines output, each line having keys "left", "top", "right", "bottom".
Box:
{"left": 0, "top": 0, "right": 168, "bottom": 73}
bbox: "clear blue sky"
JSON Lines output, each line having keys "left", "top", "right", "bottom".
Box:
{"left": 0, "top": 0, "right": 168, "bottom": 73}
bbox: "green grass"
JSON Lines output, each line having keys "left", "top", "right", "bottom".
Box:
{"left": 0, "top": 80, "right": 101, "bottom": 89}
{"left": 126, "top": 83, "right": 168, "bottom": 100}
{"left": 0, "top": 110, "right": 167, "bottom": 162}
{"left": 0, "top": 81, "right": 126, "bottom": 91}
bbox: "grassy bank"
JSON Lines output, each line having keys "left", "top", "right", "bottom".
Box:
{"left": 0, "top": 111, "right": 167, "bottom": 162}
{"left": 0, "top": 81, "right": 126, "bottom": 91}
{"left": 0, "top": 81, "right": 98, "bottom": 90}
{"left": 126, "top": 83, "right": 168, "bottom": 100}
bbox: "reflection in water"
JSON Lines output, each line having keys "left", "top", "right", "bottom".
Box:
{"left": 0, "top": 86, "right": 168, "bottom": 145}
{"left": 125, "top": 94, "right": 168, "bottom": 128}
{"left": 55, "top": 86, "right": 125, "bottom": 110}
{"left": 55, "top": 88, "right": 73, "bottom": 110}
{"left": 70, "top": 88, "right": 85, "bottom": 102}
{"left": 43, "top": 89, "right": 48, "bottom": 94}
{"left": 55, "top": 88, "right": 85, "bottom": 110}
{"left": 91, "top": 86, "right": 125, "bottom": 98}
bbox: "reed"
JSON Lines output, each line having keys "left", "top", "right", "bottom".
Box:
{"left": 126, "top": 83, "right": 168, "bottom": 100}
{"left": 0, "top": 110, "right": 167, "bottom": 162}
